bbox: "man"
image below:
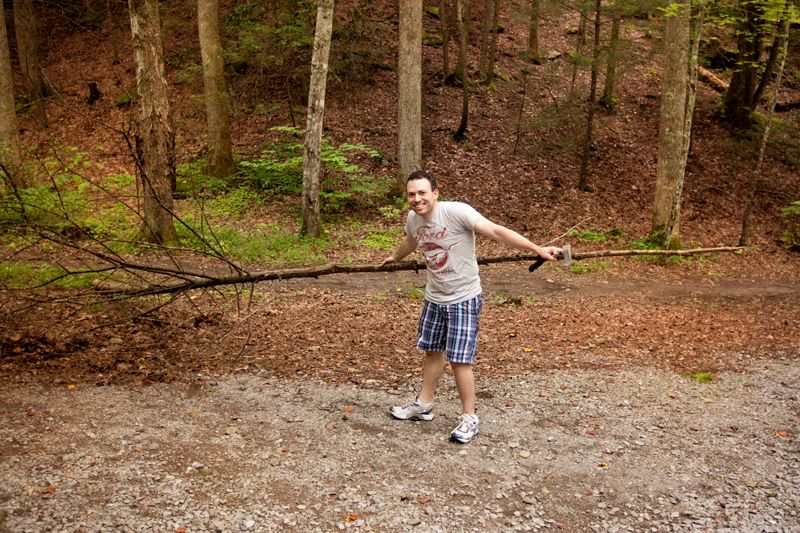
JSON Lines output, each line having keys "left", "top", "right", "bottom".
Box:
{"left": 382, "top": 171, "right": 560, "bottom": 443}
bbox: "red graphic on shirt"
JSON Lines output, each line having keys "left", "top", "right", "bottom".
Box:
{"left": 418, "top": 239, "right": 465, "bottom": 271}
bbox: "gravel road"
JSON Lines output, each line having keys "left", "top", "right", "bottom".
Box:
{"left": 2, "top": 359, "right": 798, "bottom": 533}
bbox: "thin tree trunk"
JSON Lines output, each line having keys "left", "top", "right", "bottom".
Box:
{"left": 301, "top": 0, "right": 334, "bottom": 238}
{"left": 198, "top": 0, "right": 234, "bottom": 179}
{"left": 568, "top": 5, "right": 587, "bottom": 102}
{"left": 663, "top": 3, "right": 705, "bottom": 247}
{"left": 752, "top": 7, "right": 789, "bottom": 106}
{"left": 528, "top": 0, "right": 541, "bottom": 64}
{"left": 740, "top": 22, "right": 788, "bottom": 246}
{"left": 600, "top": 14, "right": 620, "bottom": 107}
{"left": 723, "top": 1, "right": 761, "bottom": 130}
{"left": 651, "top": 1, "right": 690, "bottom": 247}
{"left": 13, "top": 0, "right": 48, "bottom": 130}
{"left": 478, "top": 0, "right": 491, "bottom": 79}
{"left": 486, "top": 0, "right": 499, "bottom": 86}
{"left": 129, "top": 0, "right": 178, "bottom": 245}
{"left": 454, "top": 0, "right": 469, "bottom": 139}
{"left": 440, "top": 0, "right": 450, "bottom": 78}
{"left": 0, "top": 3, "right": 23, "bottom": 188}
{"left": 397, "top": 0, "right": 422, "bottom": 193}
{"left": 577, "top": 0, "right": 601, "bottom": 191}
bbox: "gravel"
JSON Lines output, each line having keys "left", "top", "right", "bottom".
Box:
{"left": 1, "top": 359, "right": 798, "bottom": 532}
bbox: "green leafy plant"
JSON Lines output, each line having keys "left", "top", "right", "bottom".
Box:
{"left": 571, "top": 260, "right": 611, "bottom": 274}
{"left": 239, "top": 127, "right": 391, "bottom": 210}
{"left": 362, "top": 227, "right": 401, "bottom": 250}
{"left": 781, "top": 201, "right": 800, "bottom": 251}
{"left": 568, "top": 227, "right": 622, "bottom": 243}
{"left": 681, "top": 372, "right": 713, "bottom": 383}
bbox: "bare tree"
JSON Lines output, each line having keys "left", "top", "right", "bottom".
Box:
{"left": 440, "top": 0, "right": 451, "bottom": 78}
{"left": 301, "top": 0, "right": 335, "bottom": 238}
{"left": 486, "top": 0, "right": 500, "bottom": 86}
{"left": 454, "top": 0, "right": 470, "bottom": 140}
{"left": 740, "top": 15, "right": 789, "bottom": 246}
{"left": 528, "top": 0, "right": 542, "bottom": 64}
{"left": 479, "top": 0, "right": 493, "bottom": 79}
{"left": 398, "top": 0, "right": 422, "bottom": 192}
{"left": 13, "top": 0, "right": 48, "bottom": 130}
{"left": 599, "top": 14, "right": 621, "bottom": 108}
{"left": 0, "top": 2, "right": 23, "bottom": 188}
{"left": 128, "top": 0, "right": 179, "bottom": 244}
{"left": 577, "top": 0, "right": 601, "bottom": 191}
{"left": 752, "top": 5, "right": 790, "bottom": 106}
{"left": 651, "top": 1, "right": 690, "bottom": 247}
{"left": 198, "top": 0, "right": 234, "bottom": 178}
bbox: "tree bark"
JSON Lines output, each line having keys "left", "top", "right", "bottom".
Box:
{"left": 652, "top": 1, "right": 690, "bottom": 247}
{"left": 397, "top": 0, "right": 422, "bottom": 193}
{"left": 600, "top": 14, "right": 620, "bottom": 108}
{"left": 723, "top": 1, "right": 761, "bottom": 130}
{"left": 129, "top": 0, "right": 179, "bottom": 245}
{"left": 0, "top": 3, "right": 23, "bottom": 188}
{"left": 752, "top": 7, "right": 789, "bottom": 106}
{"left": 454, "top": 0, "right": 469, "bottom": 140}
{"left": 198, "top": 0, "right": 234, "bottom": 179}
{"left": 301, "top": 0, "right": 334, "bottom": 238}
{"left": 528, "top": 0, "right": 541, "bottom": 64}
{"left": 486, "top": 0, "right": 499, "bottom": 86}
{"left": 479, "top": 0, "right": 493, "bottom": 79}
{"left": 577, "top": 0, "right": 601, "bottom": 191}
{"left": 13, "top": 0, "right": 48, "bottom": 130}
{"left": 440, "top": 0, "right": 450, "bottom": 78}
{"left": 663, "top": 2, "right": 705, "bottom": 249}
{"left": 740, "top": 21, "right": 788, "bottom": 246}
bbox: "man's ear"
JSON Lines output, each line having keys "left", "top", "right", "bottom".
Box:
{"left": 433, "top": 189, "right": 440, "bottom": 199}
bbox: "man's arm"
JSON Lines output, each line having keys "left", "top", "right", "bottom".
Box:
{"left": 473, "top": 216, "right": 560, "bottom": 260}
{"left": 381, "top": 234, "right": 418, "bottom": 266}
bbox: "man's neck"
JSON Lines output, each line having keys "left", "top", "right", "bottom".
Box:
{"left": 422, "top": 201, "right": 439, "bottom": 220}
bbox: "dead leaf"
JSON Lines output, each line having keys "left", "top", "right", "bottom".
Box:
{"left": 523, "top": 348, "right": 532, "bottom": 352}
{"left": 188, "top": 411, "right": 198, "bottom": 417}
{"left": 586, "top": 430, "right": 596, "bottom": 435}
{"left": 668, "top": 393, "right": 676, "bottom": 398}
{"left": 598, "top": 463, "right": 607, "bottom": 467}
{"left": 343, "top": 406, "right": 355, "bottom": 413}
{"left": 775, "top": 431, "right": 787, "bottom": 437}
{"left": 281, "top": 448, "right": 289, "bottom": 452}
{"left": 345, "top": 514, "right": 357, "bottom": 521}
{"left": 325, "top": 423, "right": 335, "bottom": 429}
{"left": 541, "top": 487, "right": 550, "bottom": 494}
{"left": 41, "top": 486, "right": 56, "bottom": 494}
{"left": 176, "top": 529, "right": 187, "bottom": 533}
{"left": 506, "top": 403, "right": 515, "bottom": 407}
{"left": 272, "top": 393, "right": 280, "bottom": 397}
{"left": 419, "top": 497, "right": 431, "bottom": 504}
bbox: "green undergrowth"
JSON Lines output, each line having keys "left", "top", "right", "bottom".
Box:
{"left": 0, "top": 262, "right": 96, "bottom": 290}
{"left": 680, "top": 372, "right": 713, "bottom": 383}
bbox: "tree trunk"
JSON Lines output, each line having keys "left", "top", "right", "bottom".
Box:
{"left": 128, "top": 0, "right": 178, "bottom": 245}
{"left": 740, "top": 21, "right": 788, "bottom": 246}
{"left": 486, "top": 0, "right": 499, "bottom": 86}
{"left": 454, "top": 0, "right": 470, "bottom": 84}
{"left": 454, "top": 0, "right": 469, "bottom": 140}
{"left": 752, "top": 7, "right": 789, "bottom": 106}
{"left": 600, "top": 14, "right": 620, "bottom": 108}
{"left": 397, "top": 0, "right": 422, "bottom": 193}
{"left": 440, "top": 0, "right": 450, "bottom": 78}
{"left": 478, "top": 0, "right": 492, "bottom": 79}
{"left": 13, "top": 0, "right": 48, "bottom": 130}
{"left": 723, "top": 2, "right": 761, "bottom": 130}
{"left": 577, "top": 0, "right": 601, "bottom": 191}
{"left": 198, "top": 0, "right": 234, "bottom": 179}
{"left": 651, "top": 1, "right": 690, "bottom": 247}
{"left": 301, "top": 0, "right": 334, "bottom": 238}
{"left": 663, "top": 2, "right": 705, "bottom": 248}
{"left": 528, "top": 0, "right": 541, "bottom": 64}
{"left": 0, "top": 3, "right": 23, "bottom": 188}
{"left": 568, "top": 4, "right": 588, "bottom": 102}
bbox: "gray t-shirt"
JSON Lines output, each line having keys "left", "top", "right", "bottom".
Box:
{"left": 405, "top": 201, "right": 482, "bottom": 305}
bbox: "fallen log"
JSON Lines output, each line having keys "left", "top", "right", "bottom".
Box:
{"left": 698, "top": 66, "right": 728, "bottom": 93}
{"left": 91, "top": 247, "right": 745, "bottom": 297}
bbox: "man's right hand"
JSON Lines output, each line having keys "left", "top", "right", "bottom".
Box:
{"left": 381, "top": 255, "right": 395, "bottom": 266}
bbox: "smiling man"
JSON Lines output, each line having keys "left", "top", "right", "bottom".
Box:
{"left": 382, "top": 171, "right": 560, "bottom": 443}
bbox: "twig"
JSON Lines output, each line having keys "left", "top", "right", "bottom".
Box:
{"left": 542, "top": 217, "right": 591, "bottom": 245}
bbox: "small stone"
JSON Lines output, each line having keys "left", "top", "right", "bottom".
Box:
{"left": 86, "top": 432, "right": 96, "bottom": 439}
{"left": 520, "top": 450, "right": 531, "bottom": 458}
{"left": 245, "top": 520, "right": 255, "bottom": 529}
{"left": 509, "top": 442, "right": 519, "bottom": 449}
{"left": 458, "top": 450, "right": 467, "bottom": 455}
{"left": 225, "top": 427, "right": 238, "bottom": 435}
{"left": 109, "top": 338, "right": 123, "bottom": 344}
{"left": 192, "top": 461, "right": 204, "bottom": 469}
{"left": 426, "top": 507, "right": 434, "bottom": 515}
{"left": 407, "top": 519, "right": 422, "bottom": 526}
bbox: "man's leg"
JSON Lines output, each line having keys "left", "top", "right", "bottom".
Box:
{"left": 418, "top": 351, "right": 446, "bottom": 404}
{"left": 451, "top": 362, "right": 475, "bottom": 415}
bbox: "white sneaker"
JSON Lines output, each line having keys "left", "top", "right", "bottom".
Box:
{"left": 390, "top": 397, "right": 434, "bottom": 421}
{"left": 450, "top": 414, "right": 479, "bottom": 443}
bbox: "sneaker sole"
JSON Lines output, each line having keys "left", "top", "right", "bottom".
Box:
{"left": 390, "top": 410, "right": 434, "bottom": 421}
{"left": 450, "top": 429, "right": 478, "bottom": 443}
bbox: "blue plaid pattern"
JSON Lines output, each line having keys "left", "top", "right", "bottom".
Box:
{"left": 417, "top": 294, "right": 483, "bottom": 364}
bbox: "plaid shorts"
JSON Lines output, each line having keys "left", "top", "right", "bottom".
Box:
{"left": 417, "top": 294, "right": 483, "bottom": 364}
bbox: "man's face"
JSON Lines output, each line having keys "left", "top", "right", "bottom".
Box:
{"left": 407, "top": 178, "right": 439, "bottom": 218}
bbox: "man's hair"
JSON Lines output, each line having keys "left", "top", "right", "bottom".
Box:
{"left": 406, "top": 170, "right": 438, "bottom": 192}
